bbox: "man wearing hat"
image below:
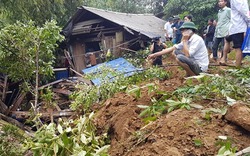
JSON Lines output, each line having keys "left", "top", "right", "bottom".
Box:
{"left": 147, "top": 22, "right": 209, "bottom": 77}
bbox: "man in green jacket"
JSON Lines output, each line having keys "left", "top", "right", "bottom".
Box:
{"left": 212, "top": 0, "right": 231, "bottom": 61}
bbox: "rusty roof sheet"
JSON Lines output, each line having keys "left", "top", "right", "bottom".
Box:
{"left": 64, "top": 6, "right": 166, "bottom": 40}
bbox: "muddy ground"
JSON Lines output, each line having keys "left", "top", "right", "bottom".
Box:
{"left": 93, "top": 56, "right": 250, "bottom": 156}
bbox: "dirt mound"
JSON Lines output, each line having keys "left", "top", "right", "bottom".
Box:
{"left": 94, "top": 65, "right": 250, "bottom": 156}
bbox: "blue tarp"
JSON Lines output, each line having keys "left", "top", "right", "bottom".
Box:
{"left": 82, "top": 58, "right": 142, "bottom": 86}
{"left": 242, "top": 26, "right": 250, "bottom": 57}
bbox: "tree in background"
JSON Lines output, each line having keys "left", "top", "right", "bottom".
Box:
{"left": 164, "top": 0, "right": 218, "bottom": 32}
{"left": 0, "top": 0, "right": 167, "bottom": 28}
{"left": 0, "top": 0, "right": 82, "bottom": 27}
{"left": 81, "top": 0, "right": 164, "bottom": 14}
{"left": 163, "top": 0, "right": 250, "bottom": 33}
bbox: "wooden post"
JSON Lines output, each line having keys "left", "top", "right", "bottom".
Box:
{"left": 89, "top": 53, "right": 97, "bottom": 66}
{"left": 1, "top": 75, "right": 8, "bottom": 102}
{"left": 0, "top": 100, "right": 8, "bottom": 113}
{"left": 6, "top": 92, "right": 27, "bottom": 115}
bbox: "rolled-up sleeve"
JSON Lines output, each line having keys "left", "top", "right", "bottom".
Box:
{"left": 174, "top": 43, "right": 183, "bottom": 50}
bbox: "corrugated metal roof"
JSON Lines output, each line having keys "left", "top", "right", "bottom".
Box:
{"left": 82, "top": 6, "right": 165, "bottom": 40}
{"left": 64, "top": 6, "right": 166, "bottom": 41}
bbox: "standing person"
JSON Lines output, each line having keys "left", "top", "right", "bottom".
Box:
{"left": 213, "top": 19, "right": 217, "bottom": 27}
{"left": 149, "top": 37, "right": 167, "bottom": 66}
{"left": 147, "top": 22, "right": 209, "bottom": 77}
{"left": 164, "top": 17, "right": 174, "bottom": 41}
{"left": 220, "top": 0, "right": 250, "bottom": 67}
{"left": 184, "top": 15, "right": 193, "bottom": 22}
{"left": 212, "top": 0, "right": 231, "bottom": 61}
{"left": 204, "top": 19, "right": 216, "bottom": 54}
{"left": 172, "top": 16, "right": 184, "bottom": 44}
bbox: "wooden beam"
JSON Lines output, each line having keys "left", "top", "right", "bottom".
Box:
{"left": 0, "top": 113, "right": 24, "bottom": 129}
{"left": 11, "top": 111, "right": 75, "bottom": 118}
{"left": 72, "top": 27, "right": 120, "bottom": 36}
{"left": 0, "top": 113, "right": 35, "bottom": 135}
{"left": 52, "top": 88, "right": 72, "bottom": 96}
{"left": 38, "top": 79, "right": 65, "bottom": 90}
{"left": 53, "top": 68, "right": 68, "bottom": 72}
{"left": 82, "top": 37, "right": 101, "bottom": 42}
{"left": 0, "top": 100, "right": 8, "bottom": 114}
{"left": 119, "top": 47, "right": 137, "bottom": 53}
{"left": 54, "top": 103, "right": 68, "bottom": 121}
{"left": 64, "top": 50, "right": 76, "bottom": 70}
{"left": 74, "top": 19, "right": 104, "bottom": 27}
{"left": 70, "top": 68, "right": 84, "bottom": 77}
{"left": 7, "top": 92, "right": 27, "bottom": 114}
{"left": 1, "top": 75, "right": 8, "bottom": 101}
{"left": 69, "top": 68, "right": 93, "bottom": 85}
{"left": 78, "top": 78, "right": 93, "bottom": 85}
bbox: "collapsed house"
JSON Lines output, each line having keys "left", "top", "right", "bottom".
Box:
{"left": 62, "top": 6, "right": 166, "bottom": 72}
{"left": 0, "top": 7, "right": 166, "bottom": 126}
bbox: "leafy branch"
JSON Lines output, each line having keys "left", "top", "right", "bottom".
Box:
{"left": 23, "top": 113, "right": 110, "bottom": 156}
{"left": 70, "top": 66, "right": 169, "bottom": 112}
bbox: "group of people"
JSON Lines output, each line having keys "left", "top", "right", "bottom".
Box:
{"left": 148, "top": 0, "right": 250, "bottom": 77}
{"left": 164, "top": 15, "right": 192, "bottom": 44}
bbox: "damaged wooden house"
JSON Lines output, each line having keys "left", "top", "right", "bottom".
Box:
{"left": 1, "top": 7, "right": 166, "bottom": 124}
{"left": 62, "top": 6, "right": 166, "bottom": 73}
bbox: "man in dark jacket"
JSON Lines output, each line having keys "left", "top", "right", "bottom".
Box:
{"left": 172, "top": 16, "right": 184, "bottom": 44}
{"left": 204, "top": 19, "right": 215, "bottom": 54}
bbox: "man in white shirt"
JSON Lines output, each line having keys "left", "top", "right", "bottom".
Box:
{"left": 164, "top": 17, "right": 174, "bottom": 41}
{"left": 148, "top": 22, "right": 209, "bottom": 77}
{"left": 220, "top": 0, "right": 249, "bottom": 67}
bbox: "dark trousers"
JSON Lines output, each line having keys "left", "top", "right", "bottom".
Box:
{"left": 174, "top": 50, "right": 202, "bottom": 75}
{"left": 212, "top": 37, "right": 224, "bottom": 59}
{"left": 175, "top": 34, "right": 182, "bottom": 44}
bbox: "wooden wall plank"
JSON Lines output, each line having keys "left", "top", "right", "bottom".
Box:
{"left": 72, "top": 42, "right": 86, "bottom": 72}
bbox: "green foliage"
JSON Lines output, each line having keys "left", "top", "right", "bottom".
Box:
{"left": 124, "top": 49, "right": 151, "bottom": 67}
{"left": 82, "top": 0, "right": 161, "bottom": 14}
{"left": 0, "top": 0, "right": 82, "bottom": 27}
{"left": 165, "top": 97, "right": 191, "bottom": 113}
{"left": 202, "top": 107, "right": 227, "bottom": 120}
{"left": 70, "top": 65, "right": 169, "bottom": 112}
{"left": 137, "top": 72, "right": 250, "bottom": 121}
{"left": 40, "top": 87, "right": 56, "bottom": 108}
{"left": 227, "top": 68, "right": 250, "bottom": 86}
{"left": 0, "top": 0, "right": 166, "bottom": 28}
{"left": 216, "top": 136, "right": 237, "bottom": 156}
{"left": 127, "top": 85, "right": 142, "bottom": 100}
{"left": 0, "top": 124, "right": 25, "bottom": 156}
{"left": 138, "top": 96, "right": 191, "bottom": 121}
{"left": 0, "top": 20, "right": 64, "bottom": 84}
{"left": 138, "top": 97, "right": 167, "bottom": 119}
{"left": 23, "top": 113, "right": 110, "bottom": 156}
{"left": 173, "top": 74, "right": 247, "bottom": 101}
{"left": 193, "top": 139, "right": 203, "bottom": 147}
{"left": 127, "top": 83, "right": 156, "bottom": 100}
